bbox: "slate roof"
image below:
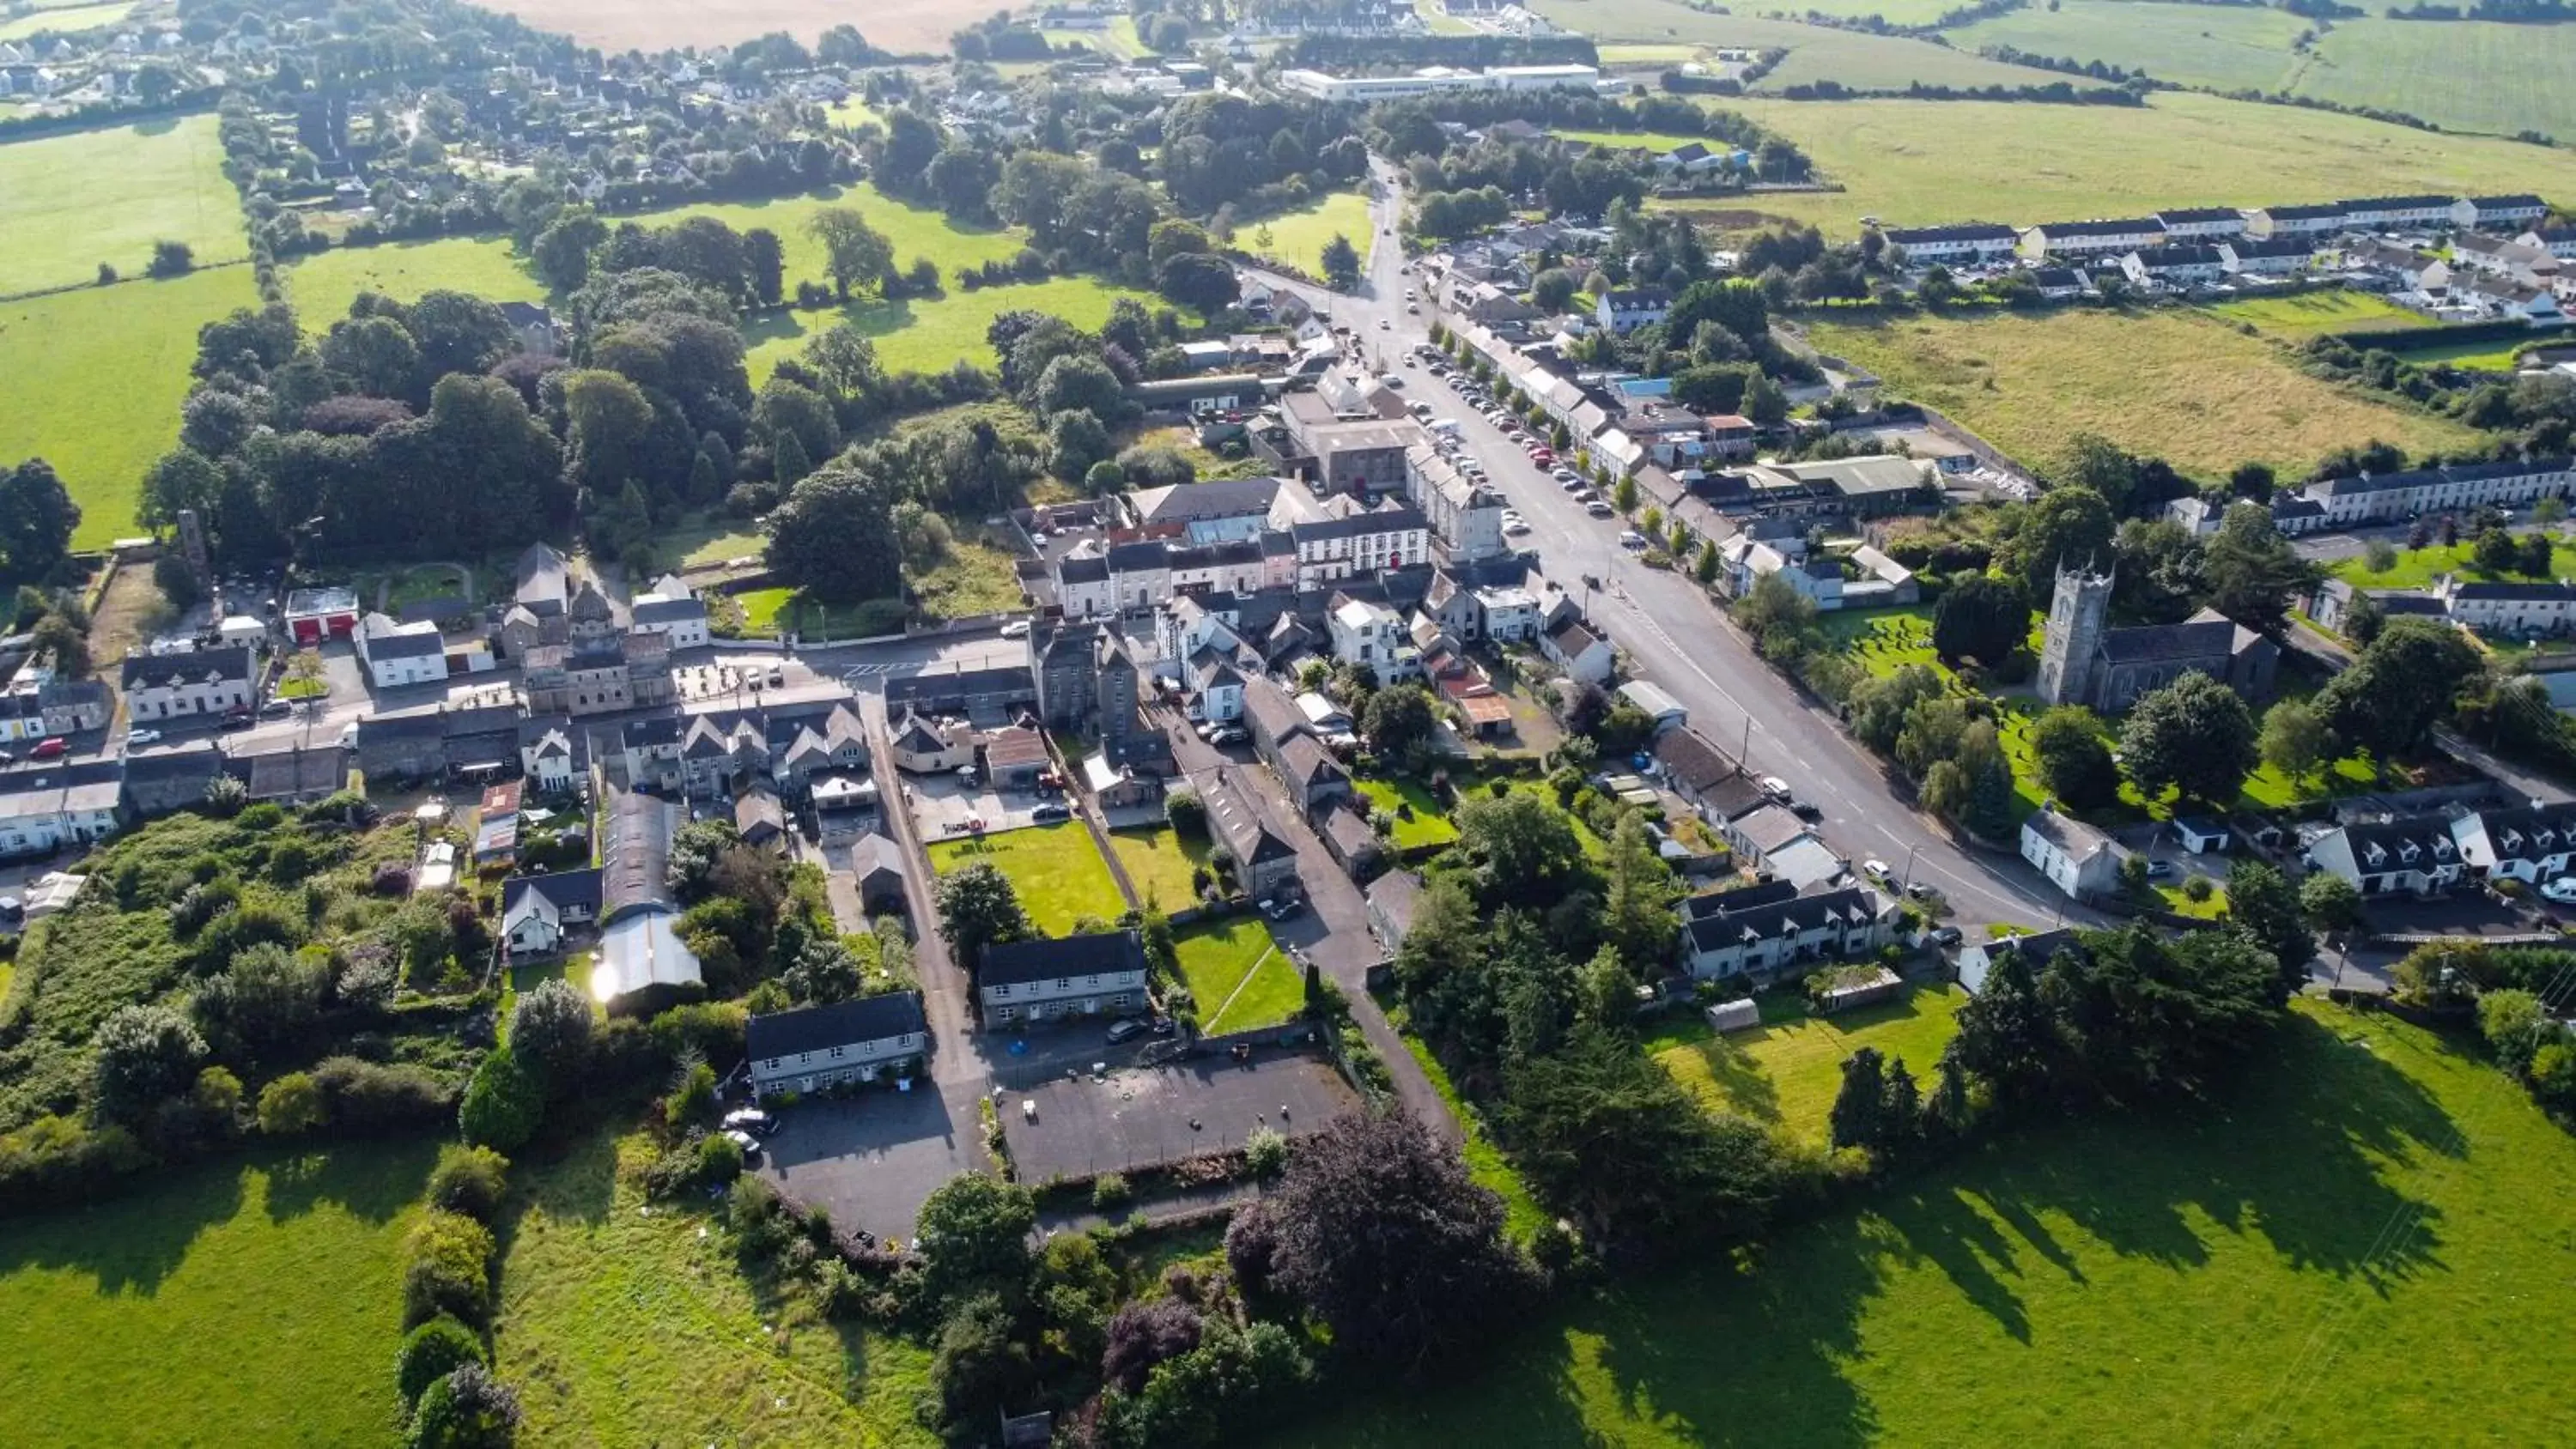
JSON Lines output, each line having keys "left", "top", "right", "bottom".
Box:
{"left": 632, "top": 596, "right": 708, "bottom": 627}
{"left": 1652, "top": 728, "right": 1736, "bottom": 792}
{"left": 1685, "top": 884, "right": 1882, "bottom": 955}
{"left": 599, "top": 791, "right": 676, "bottom": 919}
{"left": 746, "top": 992, "right": 927, "bottom": 1060}
{"left": 120, "top": 646, "right": 252, "bottom": 690}
{"left": 1882, "top": 222, "right": 2015, "bottom": 245}
{"left": 979, "top": 930, "right": 1148, "bottom": 987}
{"left": 502, "top": 865, "right": 604, "bottom": 919}
{"left": 2029, "top": 216, "right": 2163, "bottom": 238}
{"left": 2093, "top": 617, "right": 2240, "bottom": 665}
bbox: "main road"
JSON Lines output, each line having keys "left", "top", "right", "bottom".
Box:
{"left": 1265, "top": 174, "right": 2096, "bottom": 935}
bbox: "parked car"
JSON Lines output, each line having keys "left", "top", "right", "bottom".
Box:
{"left": 1504, "top": 518, "right": 1533, "bottom": 535}
{"left": 2544, "top": 876, "right": 2576, "bottom": 905}
{"left": 998, "top": 620, "right": 1030, "bottom": 639}
{"left": 722, "top": 1129, "right": 764, "bottom": 1161}
{"left": 1906, "top": 882, "right": 1941, "bottom": 901}
{"left": 1031, "top": 803, "right": 1072, "bottom": 823}
{"left": 259, "top": 698, "right": 293, "bottom": 718}
{"left": 1106, "top": 1017, "right": 1150, "bottom": 1044}
{"left": 1927, "top": 925, "right": 1964, "bottom": 948}
{"left": 1863, "top": 858, "right": 1892, "bottom": 881}
{"left": 28, "top": 737, "right": 66, "bottom": 760}
{"left": 2144, "top": 860, "right": 2179, "bottom": 881}
{"left": 1585, "top": 500, "right": 1614, "bottom": 517}
{"left": 1619, "top": 530, "right": 1648, "bottom": 550}
{"left": 723, "top": 1107, "right": 779, "bottom": 1137}
{"left": 125, "top": 729, "right": 161, "bottom": 747}
{"left": 1759, "top": 775, "right": 1791, "bottom": 800}
{"left": 1261, "top": 897, "right": 1304, "bottom": 923}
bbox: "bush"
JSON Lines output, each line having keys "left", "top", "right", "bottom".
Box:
{"left": 1163, "top": 790, "right": 1206, "bottom": 838}
{"left": 394, "top": 1315, "right": 488, "bottom": 1406}
{"left": 665, "top": 1058, "right": 718, "bottom": 1127}
{"left": 1224, "top": 1200, "right": 1278, "bottom": 1294}
{"left": 257, "top": 1071, "right": 326, "bottom": 1136}
{"left": 2182, "top": 875, "right": 2215, "bottom": 903}
{"left": 310, "top": 1057, "right": 456, "bottom": 1135}
{"left": 406, "top": 1361, "right": 519, "bottom": 1449}
{"left": 403, "top": 1210, "right": 497, "bottom": 1328}
{"left": 696, "top": 1130, "right": 745, "bottom": 1185}
{"left": 0, "top": 1114, "right": 151, "bottom": 1212}
{"left": 458, "top": 1048, "right": 544, "bottom": 1151}
{"left": 1242, "top": 1125, "right": 1288, "bottom": 1179}
{"left": 426, "top": 1144, "right": 512, "bottom": 1224}
{"left": 1091, "top": 1172, "right": 1133, "bottom": 1211}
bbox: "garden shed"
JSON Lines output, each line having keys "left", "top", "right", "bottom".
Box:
{"left": 1818, "top": 967, "right": 1903, "bottom": 1015}
{"left": 1704, "top": 997, "right": 1760, "bottom": 1034}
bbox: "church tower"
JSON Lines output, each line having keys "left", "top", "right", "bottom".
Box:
{"left": 2036, "top": 560, "right": 2112, "bottom": 708}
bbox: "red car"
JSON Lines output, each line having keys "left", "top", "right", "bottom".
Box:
{"left": 1529, "top": 449, "right": 1556, "bottom": 466}
{"left": 28, "top": 737, "right": 65, "bottom": 760}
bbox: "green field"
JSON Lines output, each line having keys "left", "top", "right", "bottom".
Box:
{"left": 283, "top": 235, "right": 546, "bottom": 328}
{"left": 1533, "top": 0, "right": 2076, "bottom": 91}
{"left": 1942, "top": 0, "right": 2311, "bottom": 94}
{"left": 1554, "top": 127, "right": 1724, "bottom": 156}
{"left": 1801, "top": 307, "right": 2484, "bottom": 479}
{"left": 1646, "top": 984, "right": 1968, "bottom": 1144}
{"left": 0, "top": 266, "right": 260, "bottom": 549}
{"left": 495, "top": 1130, "right": 937, "bottom": 1448}
{"left": 1171, "top": 917, "right": 1301, "bottom": 1034}
{"left": 1276, "top": 1002, "right": 2576, "bottom": 1446}
{"left": 0, "top": 1140, "right": 434, "bottom": 1447}
{"left": 927, "top": 822, "right": 1126, "bottom": 935}
{"left": 1683, "top": 91, "right": 2576, "bottom": 237}
{"left": 1240, "top": 190, "right": 1373, "bottom": 279}
{"left": 2203, "top": 288, "right": 2435, "bottom": 342}
{"left": 1109, "top": 826, "right": 1209, "bottom": 911}
{"left": 2373, "top": 329, "right": 2555, "bottom": 373}
{"left": 0, "top": 114, "right": 246, "bottom": 297}
{"left": 745, "top": 273, "right": 1150, "bottom": 379}
{"left": 0, "top": 0, "right": 131, "bottom": 40}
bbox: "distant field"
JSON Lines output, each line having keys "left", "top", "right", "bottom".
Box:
{"left": 0, "top": 0, "right": 130, "bottom": 38}
{"left": 1684, "top": 91, "right": 2576, "bottom": 235}
{"left": 0, "top": 113, "right": 246, "bottom": 296}
{"left": 467, "top": 0, "right": 960, "bottom": 55}
{"left": 0, "top": 1141, "right": 431, "bottom": 1448}
{"left": 1941, "top": 0, "right": 2309, "bottom": 94}
{"left": 2203, "top": 288, "right": 2434, "bottom": 341}
{"left": 1276, "top": 1003, "right": 2576, "bottom": 1447}
{"left": 1241, "top": 189, "right": 1373, "bottom": 280}
{"left": 1555, "top": 126, "right": 1722, "bottom": 155}
{"left": 1802, "top": 306, "right": 2484, "bottom": 478}
{"left": 283, "top": 235, "right": 546, "bottom": 327}
{"left": 1532, "top": 0, "right": 2072, "bottom": 91}
{"left": 0, "top": 267, "right": 259, "bottom": 549}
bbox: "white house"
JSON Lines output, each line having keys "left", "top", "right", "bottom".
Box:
{"left": 2451, "top": 804, "right": 2576, "bottom": 883}
{"left": 1329, "top": 596, "right": 1413, "bottom": 680}
{"left": 1681, "top": 880, "right": 1895, "bottom": 984}
{"left": 2338, "top": 193, "right": 2459, "bottom": 231}
{"left": 0, "top": 775, "right": 120, "bottom": 858}
{"left": 2455, "top": 194, "right": 2549, "bottom": 232}
{"left": 119, "top": 646, "right": 254, "bottom": 721}
{"left": 629, "top": 594, "right": 711, "bottom": 651}
{"left": 746, "top": 992, "right": 928, "bottom": 1096}
{"left": 2218, "top": 237, "right": 2313, "bottom": 276}
{"left": 1540, "top": 615, "right": 1613, "bottom": 686}
{"left": 1186, "top": 650, "right": 1247, "bottom": 721}
{"left": 2021, "top": 808, "right": 2123, "bottom": 900}
{"left": 2296, "top": 455, "right": 2576, "bottom": 526}
{"left": 977, "top": 931, "right": 1150, "bottom": 1027}
{"left": 356, "top": 613, "right": 449, "bottom": 689}
{"left": 500, "top": 866, "right": 603, "bottom": 959}
{"left": 2121, "top": 245, "right": 2226, "bottom": 288}
{"left": 1285, "top": 506, "right": 1431, "bottom": 591}
{"left": 519, "top": 723, "right": 577, "bottom": 791}
{"left": 2153, "top": 207, "right": 2249, "bottom": 240}
{"left": 2018, "top": 217, "right": 2166, "bottom": 259}
{"left": 2306, "top": 814, "right": 2464, "bottom": 896}
{"left": 890, "top": 709, "right": 975, "bottom": 773}
{"left": 1595, "top": 288, "right": 1673, "bottom": 333}
{"left": 1880, "top": 223, "right": 2017, "bottom": 266}
{"left": 2433, "top": 575, "right": 2576, "bottom": 636}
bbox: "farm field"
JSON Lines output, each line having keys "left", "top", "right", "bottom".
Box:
{"left": 282, "top": 235, "right": 546, "bottom": 327}
{"left": 1241, "top": 189, "right": 1372, "bottom": 279}
{"left": 1941, "top": 0, "right": 2309, "bottom": 95}
{"left": 0, "top": 113, "right": 246, "bottom": 296}
{"left": 1170, "top": 918, "right": 1300, "bottom": 1034}
{"left": 2203, "top": 288, "right": 2433, "bottom": 341}
{"left": 1273, "top": 1002, "right": 2576, "bottom": 1447}
{"left": 2300, "top": 19, "right": 2576, "bottom": 142}
{"left": 927, "top": 822, "right": 1124, "bottom": 936}
{"left": 0, "top": 1139, "right": 434, "bottom": 1448}
{"left": 1684, "top": 91, "right": 2576, "bottom": 237}
{"left": 495, "top": 1129, "right": 938, "bottom": 1449}
{"left": 0, "top": 0, "right": 131, "bottom": 39}
{"left": 1800, "top": 307, "right": 2485, "bottom": 479}
{"left": 1108, "top": 826, "right": 1208, "bottom": 911}
{"left": 1533, "top": 0, "right": 2074, "bottom": 91}
{"left": 1645, "top": 984, "right": 1969, "bottom": 1143}
{"left": 0, "top": 266, "right": 260, "bottom": 549}
{"left": 466, "top": 0, "right": 961, "bottom": 56}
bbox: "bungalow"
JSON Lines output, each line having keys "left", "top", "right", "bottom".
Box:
{"left": 1955, "top": 927, "right": 2082, "bottom": 994}
{"left": 1614, "top": 680, "right": 1686, "bottom": 736}
{"left": 501, "top": 866, "right": 604, "bottom": 959}
{"left": 977, "top": 930, "right": 1150, "bottom": 1027}
{"left": 848, "top": 832, "right": 909, "bottom": 913}
{"left": 745, "top": 991, "right": 929, "bottom": 1097}
{"left": 120, "top": 646, "right": 254, "bottom": 721}
{"left": 1365, "top": 869, "right": 1423, "bottom": 950}
{"left": 2306, "top": 813, "right": 2464, "bottom": 896}
{"left": 1680, "top": 880, "right": 1896, "bottom": 985}
{"left": 2021, "top": 807, "right": 2123, "bottom": 901}
{"left": 2026, "top": 267, "right": 2087, "bottom": 300}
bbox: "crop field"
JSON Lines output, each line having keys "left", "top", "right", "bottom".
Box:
{"left": 0, "top": 266, "right": 259, "bottom": 549}
{"left": 466, "top": 0, "right": 962, "bottom": 56}
{"left": 1241, "top": 189, "right": 1373, "bottom": 279}
{"left": 0, "top": 1140, "right": 434, "bottom": 1448}
{"left": 2203, "top": 288, "right": 2433, "bottom": 342}
{"left": 1274, "top": 1002, "right": 2576, "bottom": 1447}
{"left": 283, "top": 236, "right": 547, "bottom": 327}
{"left": 1680, "top": 91, "right": 2576, "bottom": 237}
{"left": 0, "top": 0, "right": 131, "bottom": 39}
{"left": 495, "top": 1129, "right": 937, "bottom": 1449}
{"left": 0, "top": 113, "right": 246, "bottom": 296}
{"left": 1800, "top": 307, "right": 2484, "bottom": 478}
{"left": 1646, "top": 984, "right": 1969, "bottom": 1144}
{"left": 1532, "top": 0, "right": 2069, "bottom": 91}
{"left": 1941, "top": 0, "right": 2310, "bottom": 94}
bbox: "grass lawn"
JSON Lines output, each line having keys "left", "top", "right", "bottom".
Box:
{"left": 927, "top": 822, "right": 1125, "bottom": 935}
{"left": 733, "top": 585, "right": 795, "bottom": 636}
{"left": 0, "top": 266, "right": 260, "bottom": 549}
{"left": 0, "top": 1139, "right": 434, "bottom": 1447}
{"left": 283, "top": 234, "right": 547, "bottom": 328}
{"left": 2330, "top": 537, "right": 2562, "bottom": 591}
{"left": 1681, "top": 90, "right": 2576, "bottom": 237}
{"left": 1645, "top": 985, "right": 1969, "bottom": 1144}
{"left": 1821, "top": 604, "right": 1937, "bottom": 678}
{"left": 2373, "top": 329, "right": 2559, "bottom": 373}
{"left": 1108, "top": 827, "right": 1207, "bottom": 912}
{"left": 1274, "top": 1002, "right": 2576, "bottom": 1446}
{"left": 1554, "top": 127, "right": 1728, "bottom": 155}
{"left": 495, "top": 1129, "right": 937, "bottom": 1449}
{"left": 744, "top": 273, "right": 1152, "bottom": 379}
{"left": 1171, "top": 917, "right": 1302, "bottom": 1034}
{"left": 1354, "top": 775, "right": 1460, "bottom": 851}
{"left": 0, "top": 0, "right": 131, "bottom": 40}
{"left": 0, "top": 113, "right": 245, "bottom": 297}
{"left": 1240, "top": 190, "right": 1373, "bottom": 279}
{"left": 1801, "top": 307, "right": 2484, "bottom": 479}
{"left": 2156, "top": 882, "right": 2230, "bottom": 919}
{"left": 2203, "top": 288, "right": 2435, "bottom": 342}
{"left": 2303, "top": 17, "right": 2576, "bottom": 144}
{"left": 1394, "top": 1022, "right": 1551, "bottom": 1243}
{"left": 652, "top": 512, "right": 768, "bottom": 571}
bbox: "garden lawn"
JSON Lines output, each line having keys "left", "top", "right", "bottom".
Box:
{"left": 2329, "top": 537, "right": 2561, "bottom": 591}
{"left": 743, "top": 273, "right": 1151, "bottom": 379}
{"left": 1172, "top": 917, "right": 1302, "bottom": 1034}
{"left": 0, "top": 266, "right": 259, "bottom": 549}
{"left": 1108, "top": 827, "right": 1207, "bottom": 912}
{"left": 1354, "top": 775, "right": 1459, "bottom": 851}
{"left": 908, "top": 536, "right": 1029, "bottom": 621}
{"left": 1241, "top": 190, "right": 1373, "bottom": 279}
{"left": 1682, "top": 90, "right": 2576, "bottom": 237}
{"left": 1274, "top": 1002, "right": 2576, "bottom": 1446}
{"left": 2202, "top": 288, "right": 2434, "bottom": 342}
{"left": 283, "top": 235, "right": 546, "bottom": 327}
{"left": 494, "top": 1129, "right": 937, "bottom": 1449}
{"left": 0, "top": 1139, "right": 434, "bottom": 1448}
{"left": 927, "top": 822, "right": 1124, "bottom": 935}
{"left": 1645, "top": 984, "right": 1968, "bottom": 1144}
{"left": 653, "top": 512, "right": 768, "bottom": 570}
{"left": 0, "top": 113, "right": 245, "bottom": 296}
{"left": 1801, "top": 307, "right": 2484, "bottom": 479}
{"left": 2373, "top": 329, "right": 2558, "bottom": 373}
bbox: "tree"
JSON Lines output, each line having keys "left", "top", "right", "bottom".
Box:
{"left": 1155, "top": 252, "right": 1238, "bottom": 314}
{"left": 405, "top": 1362, "right": 519, "bottom": 1449}
{"left": 2475, "top": 526, "right": 2519, "bottom": 575}
{"left": 507, "top": 979, "right": 593, "bottom": 1089}
{"left": 935, "top": 863, "right": 1036, "bottom": 975}
{"left": 1048, "top": 409, "right": 1113, "bottom": 481}
{"left": 1930, "top": 574, "right": 2028, "bottom": 666}
{"left": 2225, "top": 858, "right": 2314, "bottom": 1006}
{"left": 2536, "top": 495, "right": 2568, "bottom": 527}
{"left": 1601, "top": 811, "right": 1679, "bottom": 967}
{"left": 2478, "top": 989, "right": 2550, "bottom": 1077}
{"left": 1531, "top": 268, "right": 1578, "bottom": 311}
{"left": 2202, "top": 502, "right": 2318, "bottom": 635}
{"left": 2257, "top": 699, "right": 2330, "bottom": 788}
{"left": 2520, "top": 530, "right": 2557, "bottom": 578}
{"left": 0, "top": 460, "right": 81, "bottom": 586}
{"left": 139, "top": 447, "right": 224, "bottom": 530}
{"left": 397, "top": 1317, "right": 489, "bottom": 1407}
{"left": 915, "top": 1171, "right": 1036, "bottom": 1307}
{"left": 91, "top": 1003, "right": 206, "bottom": 1122}
{"left": 1318, "top": 233, "right": 1362, "bottom": 292}
{"left": 257, "top": 1071, "right": 325, "bottom": 1135}
{"left": 2314, "top": 617, "right": 2482, "bottom": 757}
{"left": 1362, "top": 683, "right": 1436, "bottom": 755}
{"left": 426, "top": 1144, "right": 512, "bottom": 1223}
{"left": 2118, "top": 672, "right": 2258, "bottom": 805}
{"left": 743, "top": 227, "right": 786, "bottom": 306}
{"left": 1949, "top": 940, "right": 2060, "bottom": 1097}
{"left": 404, "top": 1209, "right": 498, "bottom": 1328}
{"left": 1741, "top": 372, "right": 1789, "bottom": 427}
{"left": 532, "top": 210, "right": 608, "bottom": 292}
{"left": 457, "top": 1046, "right": 544, "bottom": 1151}
{"left": 1449, "top": 792, "right": 1587, "bottom": 910}
{"left": 148, "top": 239, "right": 195, "bottom": 277}
{"left": 2027, "top": 706, "right": 2119, "bottom": 811}
{"left": 1828, "top": 1046, "right": 1890, "bottom": 1153}
{"left": 1265, "top": 1111, "right": 1528, "bottom": 1379}
{"left": 807, "top": 207, "right": 896, "bottom": 299}
{"left": 2001, "top": 486, "right": 2116, "bottom": 603}
{"left": 764, "top": 458, "right": 901, "bottom": 602}
{"left": 2228, "top": 461, "right": 2276, "bottom": 500}
{"left": 1103, "top": 1297, "right": 1204, "bottom": 1394}
{"left": 2300, "top": 872, "right": 2364, "bottom": 940}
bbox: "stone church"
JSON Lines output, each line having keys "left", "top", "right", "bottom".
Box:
{"left": 2035, "top": 562, "right": 2278, "bottom": 714}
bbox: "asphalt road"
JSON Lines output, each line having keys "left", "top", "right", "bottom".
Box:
{"left": 1251, "top": 175, "right": 2094, "bottom": 934}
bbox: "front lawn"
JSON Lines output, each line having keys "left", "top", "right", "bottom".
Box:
{"left": 1170, "top": 917, "right": 1301, "bottom": 1034}
{"left": 1108, "top": 827, "right": 1208, "bottom": 912}
{"left": 927, "top": 822, "right": 1125, "bottom": 935}
{"left": 1354, "top": 775, "right": 1459, "bottom": 851}
{"left": 2330, "top": 537, "right": 2561, "bottom": 591}
{"left": 0, "top": 1139, "right": 434, "bottom": 1447}
{"left": 1644, "top": 984, "right": 1969, "bottom": 1145}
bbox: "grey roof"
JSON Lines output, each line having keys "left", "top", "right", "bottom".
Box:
{"left": 632, "top": 596, "right": 708, "bottom": 626}
{"left": 746, "top": 991, "right": 927, "bottom": 1060}
{"left": 979, "top": 930, "right": 1147, "bottom": 987}
{"left": 367, "top": 627, "right": 445, "bottom": 660}
{"left": 849, "top": 832, "right": 907, "bottom": 884}
{"left": 1127, "top": 476, "right": 1279, "bottom": 525}
{"left": 2031, "top": 216, "right": 2163, "bottom": 237}
{"left": 1290, "top": 506, "right": 1427, "bottom": 544}
{"left": 120, "top": 646, "right": 252, "bottom": 691}
{"left": 2154, "top": 207, "right": 2243, "bottom": 224}
{"left": 2227, "top": 237, "right": 2315, "bottom": 258}
{"left": 503, "top": 865, "right": 603, "bottom": 918}
{"left": 1735, "top": 804, "right": 1810, "bottom": 854}
{"left": 2094, "top": 618, "right": 2239, "bottom": 665}
{"left": 1685, "top": 878, "right": 1798, "bottom": 919}
{"left": 2130, "top": 244, "right": 2224, "bottom": 268}
{"left": 1883, "top": 222, "right": 2016, "bottom": 244}
{"left": 2024, "top": 808, "right": 2115, "bottom": 861}
{"left": 1058, "top": 554, "right": 1109, "bottom": 585}
{"left": 1685, "top": 884, "right": 1882, "bottom": 955}
{"left": 1546, "top": 617, "right": 1603, "bottom": 656}
{"left": 600, "top": 791, "right": 676, "bottom": 919}
{"left": 1652, "top": 727, "right": 1735, "bottom": 791}
{"left": 2257, "top": 203, "right": 2344, "bottom": 220}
